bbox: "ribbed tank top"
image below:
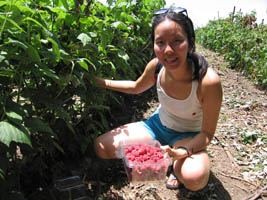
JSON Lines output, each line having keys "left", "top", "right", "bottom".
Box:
{"left": 157, "top": 67, "right": 203, "bottom": 132}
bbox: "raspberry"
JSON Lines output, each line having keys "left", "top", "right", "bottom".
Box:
{"left": 123, "top": 142, "right": 169, "bottom": 182}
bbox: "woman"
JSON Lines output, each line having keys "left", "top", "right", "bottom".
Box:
{"left": 94, "top": 7, "right": 223, "bottom": 191}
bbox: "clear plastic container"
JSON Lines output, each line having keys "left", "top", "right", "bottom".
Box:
{"left": 54, "top": 176, "right": 90, "bottom": 200}
{"left": 118, "top": 139, "right": 172, "bottom": 182}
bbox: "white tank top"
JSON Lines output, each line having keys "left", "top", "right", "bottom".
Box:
{"left": 157, "top": 67, "right": 203, "bottom": 132}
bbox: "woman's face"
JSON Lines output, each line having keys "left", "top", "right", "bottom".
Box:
{"left": 154, "top": 18, "right": 190, "bottom": 71}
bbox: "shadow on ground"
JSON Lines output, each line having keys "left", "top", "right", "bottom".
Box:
{"left": 176, "top": 171, "right": 232, "bottom": 200}
{"left": 85, "top": 158, "right": 232, "bottom": 200}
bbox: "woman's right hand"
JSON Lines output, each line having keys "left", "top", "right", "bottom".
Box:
{"left": 95, "top": 77, "right": 106, "bottom": 88}
{"left": 161, "top": 145, "right": 189, "bottom": 161}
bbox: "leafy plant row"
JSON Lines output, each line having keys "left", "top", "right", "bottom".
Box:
{"left": 196, "top": 11, "right": 267, "bottom": 85}
{"left": 0, "top": 0, "right": 165, "bottom": 199}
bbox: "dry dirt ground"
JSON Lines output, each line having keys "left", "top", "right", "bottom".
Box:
{"left": 55, "top": 45, "right": 266, "bottom": 200}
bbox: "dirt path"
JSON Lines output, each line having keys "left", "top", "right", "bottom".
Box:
{"left": 73, "top": 44, "right": 266, "bottom": 200}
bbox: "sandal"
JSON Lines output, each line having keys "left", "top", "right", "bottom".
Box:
{"left": 166, "top": 166, "right": 184, "bottom": 190}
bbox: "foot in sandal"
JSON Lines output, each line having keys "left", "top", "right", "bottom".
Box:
{"left": 166, "top": 172, "right": 184, "bottom": 190}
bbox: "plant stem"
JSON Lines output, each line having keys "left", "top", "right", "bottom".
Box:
{"left": 0, "top": 0, "right": 13, "bottom": 39}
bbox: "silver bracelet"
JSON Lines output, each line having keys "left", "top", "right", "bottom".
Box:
{"left": 174, "top": 146, "right": 193, "bottom": 157}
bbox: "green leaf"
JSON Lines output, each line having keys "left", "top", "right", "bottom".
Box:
{"left": 77, "top": 33, "right": 91, "bottom": 46}
{"left": 0, "top": 69, "right": 14, "bottom": 77}
{"left": 52, "top": 140, "right": 64, "bottom": 153}
{"left": 111, "top": 21, "right": 128, "bottom": 30}
{"left": 127, "top": 14, "right": 139, "bottom": 23}
{"left": 60, "top": 0, "right": 69, "bottom": 10}
{"left": 39, "top": 64, "right": 60, "bottom": 80}
{"left": 77, "top": 58, "right": 96, "bottom": 71}
{"left": 5, "top": 100, "right": 28, "bottom": 118}
{"left": 89, "top": 32, "right": 97, "bottom": 37}
{"left": 0, "top": 55, "right": 4, "bottom": 62}
{"left": 0, "top": 121, "right": 32, "bottom": 148}
{"left": 42, "top": 28, "right": 54, "bottom": 38}
{"left": 23, "top": 17, "right": 47, "bottom": 30}
{"left": 24, "top": 118, "right": 56, "bottom": 138}
{"left": 47, "top": 37, "right": 60, "bottom": 62}
{"left": 49, "top": 7, "right": 65, "bottom": 13}
{"left": 17, "top": 3, "right": 34, "bottom": 14}
{"left": 0, "top": 16, "right": 25, "bottom": 33}
{"left": 7, "top": 38, "right": 28, "bottom": 49}
{"left": 100, "top": 32, "right": 111, "bottom": 50}
{"left": 118, "top": 51, "right": 129, "bottom": 62}
{"left": 6, "top": 112, "right": 23, "bottom": 126}
{"left": 77, "top": 58, "right": 88, "bottom": 71}
{"left": 26, "top": 45, "right": 41, "bottom": 64}
{"left": 108, "top": 61, "right": 116, "bottom": 72}
{"left": 0, "top": 1, "right": 9, "bottom": 6}
{"left": 118, "top": 2, "right": 128, "bottom": 8}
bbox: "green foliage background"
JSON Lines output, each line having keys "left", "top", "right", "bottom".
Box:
{"left": 0, "top": 0, "right": 165, "bottom": 198}
{"left": 196, "top": 11, "right": 267, "bottom": 85}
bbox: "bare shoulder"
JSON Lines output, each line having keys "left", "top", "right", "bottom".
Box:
{"left": 140, "top": 57, "right": 159, "bottom": 79}
{"left": 202, "top": 68, "right": 221, "bottom": 87}
{"left": 134, "top": 57, "right": 159, "bottom": 89}
{"left": 145, "top": 57, "right": 159, "bottom": 72}
{"left": 200, "top": 67, "right": 223, "bottom": 98}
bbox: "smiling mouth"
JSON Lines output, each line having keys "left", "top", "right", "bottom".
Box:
{"left": 165, "top": 58, "right": 178, "bottom": 63}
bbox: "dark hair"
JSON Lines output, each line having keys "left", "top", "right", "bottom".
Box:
{"left": 152, "top": 11, "right": 208, "bottom": 81}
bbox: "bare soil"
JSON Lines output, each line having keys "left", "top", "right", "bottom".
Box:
{"left": 53, "top": 45, "right": 266, "bottom": 200}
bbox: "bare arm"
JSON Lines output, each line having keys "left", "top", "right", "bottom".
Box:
{"left": 185, "top": 68, "right": 223, "bottom": 154}
{"left": 96, "top": 58, "right": 159, "bottom": 94}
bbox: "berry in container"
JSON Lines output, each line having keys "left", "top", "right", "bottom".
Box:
{"left": 118, "top": 139, "right": 172, "bottom": 182}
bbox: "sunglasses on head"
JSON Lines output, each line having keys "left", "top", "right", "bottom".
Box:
{"left": 153, "top": 7, "right": 188, "bottom": 17}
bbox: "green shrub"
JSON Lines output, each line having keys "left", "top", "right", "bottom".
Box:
{"left": 196, "top": 11, "right": 267, "bottom": 85}
{"left": 0, "top": 0, "right": 165, "bottom": 198}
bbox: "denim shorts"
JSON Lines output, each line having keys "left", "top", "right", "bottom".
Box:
{"left": 137, "top": 110, "right": 200, "bottom": 147}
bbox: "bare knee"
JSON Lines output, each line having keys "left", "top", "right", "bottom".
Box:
{"left": 179, "top": 167, "right": 209, "bottom": 191}
{"left": 174, "top": 151, "right": 210, "bottom": 191}
{"left": 185, "top": 172, "right": 209, "bottom": 191}
{"left": 94, "top": 136, "right": 111, "bottom": 159}
{"left": 93, "top": 122, "right": 153, "bottom": 159}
